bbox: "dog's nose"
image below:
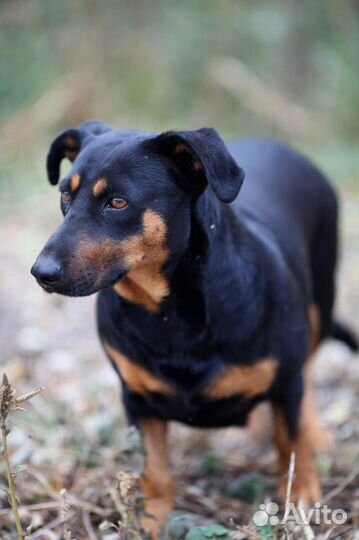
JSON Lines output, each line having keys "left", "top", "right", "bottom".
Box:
{"left": 31, "top": 257, "right": 63, "bottom": 285}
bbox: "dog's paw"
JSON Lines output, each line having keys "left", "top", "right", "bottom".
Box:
{"left": 278, "top": 473, "right": 322, "bottom": 507}
{"left": 141, "top": 497, "right": 173, "bottom": 539}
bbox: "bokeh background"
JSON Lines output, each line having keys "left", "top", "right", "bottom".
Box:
{"left": 0, "top": 1, "right": 358, "bottom": 539}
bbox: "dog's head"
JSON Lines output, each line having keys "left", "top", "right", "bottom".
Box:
{"left": 31, "top": 120, "right": 244, "bottom": 300}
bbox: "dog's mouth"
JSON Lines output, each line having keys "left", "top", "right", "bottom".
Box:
{"left": 34, "top": 269, "right": 128, "bottom": 297}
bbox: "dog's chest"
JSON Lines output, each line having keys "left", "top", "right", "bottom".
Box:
{"left": 156, "top": 354, "right": 278, "bottom": 401}
{"left": 143, "top": 359, "right": 277, "bottom": 427}
{"left": 106, "top": 345, "right": 278, "bottom": 403}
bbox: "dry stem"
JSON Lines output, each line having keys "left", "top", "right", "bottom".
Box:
{"left": 1, "top": 420, "right": 25, "bottom": 538}
{"left": 0, "top": 373, "right": 44, "bottom": 540}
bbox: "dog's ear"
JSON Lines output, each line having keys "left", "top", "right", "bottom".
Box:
{"left": 46, "top": 120, "right": 111, "bottom": 185}
{"left": 146, "top": 128, "right": 245, "bottom": 202}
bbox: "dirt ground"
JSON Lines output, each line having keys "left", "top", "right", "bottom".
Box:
{"left": 0, "top": 185, "right": 358, "bottom": 539}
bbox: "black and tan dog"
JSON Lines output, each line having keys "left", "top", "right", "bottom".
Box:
{"left": 31, "top": 120, "right": 357, "bottom": 537}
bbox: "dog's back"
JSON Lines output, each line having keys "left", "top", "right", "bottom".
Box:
{"left": 228, "top": 139, "right": 338, "bottom": 338}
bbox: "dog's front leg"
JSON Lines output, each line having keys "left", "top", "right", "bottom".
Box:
{"left": 272, "top": 375, "right": 322, "bottom": 507}
{"left": 139, "top": 418, "right": 174, "bottom": 538}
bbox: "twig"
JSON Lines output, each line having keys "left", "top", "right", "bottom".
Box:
{"left": 322, "top": 461, "right": 359, "bottom": 504}
{"left": 23, "top": 468, "right": 111, "bottom": 517}
{"left": 82, "top": 509, "right": 98, "bottom": 540}
{"left": 0, "top": 501, "right": 59, "bottom": 517}
{"left": 297, "top": 499, "right": 315, "bottom": 540}
{"left": 285, "top": 451, "right": 296, "bottom": 512}
{"left": 0, "top": 498, "right": 111, "bottom": 518}
{"left": 26, "top": 511, "right": 76, "bottom": 539}
{"left": 0, "top": 374, "right": 45, "bottom": 539}
{"left": 1, "top": 420, "right": 24, "bottom": 539}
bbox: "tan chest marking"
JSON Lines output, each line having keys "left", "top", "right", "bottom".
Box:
{"left": 203, "top": 358, "right": 278, "bottom": 400}
{"left": 114, "top": 209, "right": 170, "bottom": 312}
{"left": 104, "top": 342, "right": 174, "bottom": 396}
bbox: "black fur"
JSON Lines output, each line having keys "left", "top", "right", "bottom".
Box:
{"left": 32, "top": 122, "right": 357, "bottom": 442}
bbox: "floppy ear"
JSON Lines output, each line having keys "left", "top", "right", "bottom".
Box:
{"left": 46, "top": 120, "right": 111, "bottom": 185}
{"left": 146, "top": 128, "right": 245, "bottom": 202}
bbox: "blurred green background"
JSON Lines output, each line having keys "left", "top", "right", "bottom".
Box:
{"left": 0, "top": 0, "right": 357, "bottom": 214}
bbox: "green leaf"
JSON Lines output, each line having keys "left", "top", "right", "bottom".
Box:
{"left": 166, "top": 515, "right": 196, "bottom": 539}
{"left": 99, "top": 520, "right": 117, "bottom": 531}
{"left": 200, "top": 451, "right": 222, "bottom": 475}
{"left": 258, "top": 524, "right": 275, "bottom": 538}
{"left": 225, "top": 472, "right": 266, "bottom": 504}
{"left": 185, "top": 525, "right": 230, "bottom": 540}
{"left": 14, "top": 464, "right": 28, "bottom": 475}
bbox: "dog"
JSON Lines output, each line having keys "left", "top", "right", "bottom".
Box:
{"left": 31, "top": 120, "right": 358, "bottom": 537}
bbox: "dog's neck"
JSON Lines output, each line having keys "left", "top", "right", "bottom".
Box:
{"left": 166, "top": 191, "right": 270, "bottom": 344}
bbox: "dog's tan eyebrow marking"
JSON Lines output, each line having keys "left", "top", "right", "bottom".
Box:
{"left": 174, "top": 143, "right": 188, "bottom": 154}
{"left": 93, "top": 178, "right": 108, "bottom": 198}
{"left": 70, "top": 174, "right": 81, "bottom": 192}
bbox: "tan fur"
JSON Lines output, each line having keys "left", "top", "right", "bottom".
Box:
{"left": 273, "top": 404, "right": 322, "bottom": 506}
{"left": 272, "top": 305, "right": 326, "bottom": 506}
{"left": 308, "top": 303, "right": 321, "bottom": 355}
{"left": 249, "top": 304, "right": 331, "bottom": 450}
{"left": 63, "top": 136, "right": 80, "bottom": 162}
{"left": 203, "top": 358, "right": 278, "bottom": 400}
{"left": 70, "top": 174, "right": 81, "bottom": 192}
{"left": 174, "top": 143, "right": 188, "bottom": 154}
{"left": 104, "top": 342, "right": 174, "bottom": 396}
{"left": 93, "top": 178, "right": 108, "bottom": 197}
{"left": 140, "top": 419, "right": 174, "bottom": 539}
{"left": 304, "top": 303, "right": 333, "bottom": 451}
{"left": 71, "top": 210, "right": 170, "bottom": 311}
{"left": 114, "top": 209, "right": 170, "bottom": 311}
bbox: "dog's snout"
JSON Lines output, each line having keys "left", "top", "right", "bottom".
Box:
{"left": 31, "top": 257, "right": 63, "bottom": 286}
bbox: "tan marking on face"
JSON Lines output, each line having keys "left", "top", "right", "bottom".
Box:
{"left": 70, "top": 174, "right": 81, "bottom": 192}
{"left": 114, "top": 209, "right": 170, "bottom": 311}
{"left": 69, "top": 237, "right": 120, "bottom": 285}
{"left": 63, "top": 136, "right": 80, "bottom": 162}
{"left": 203, "top": 358, "right": 278, "bottom": 400}
{"left": 193, "top": 160, "right": 203, "bottom": 171}
{"left": 174, "top": 143, "right": 188, "bottom": 154}
{"left": 139, "top": 419, "right": 174, "bottom": 537}
{"left": 93, "top": 178, "right": 108, "bottom": 197}
{"left": 104, "top": 342, "right": 174, "bottom": 396}
{"left": 273, "top": 403, "right": 322, "bottom": 506}
{"left": 69, "top": 209, "right": 170, "bottom": 311}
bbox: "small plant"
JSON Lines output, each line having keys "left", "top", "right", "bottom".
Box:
{"left": 185, "top": 524, "right": 230, "bottom": 540}
{"left": 0, "top": 373, "right": 44, "bottom": 539}
{"left": 100, "top": 471, "right": 142, "bottom": 539}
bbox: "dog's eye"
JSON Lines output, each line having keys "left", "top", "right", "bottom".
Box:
{"left": 60, "top": 191, "right": 71, "bottom": 214}
{"left": 61, "top": 191, "right": 71, "bottom": 204}
{"left": 108, "top": 197, "right": 128, "bottom": 210}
